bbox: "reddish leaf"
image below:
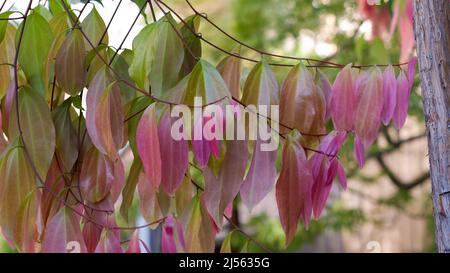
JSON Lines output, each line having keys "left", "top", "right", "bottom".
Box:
{"left": 204, "top": 139, "right": 248, "bottom": 227}
{"left": 158, "top": 113, "right": 189, "bottom": 196}
{"left": 126, "top": 230, "right": 141, "bottom": 253}
{"left": 276, "top": 131, "right": 313, "bottom": 245}
{"left": 381, "top": 65, "right": 397, "bottom": 125}
{"left": 136, "top": 103, "right": 162, "bottom": 189}
{"left": 393, "top": 71, "right": 410, "bottom": 130}
{"left": 41, "top": 207, "right": 87, "bottom": 253}
{"left": 240, "top": 139, "right": 277, "bottom": 211}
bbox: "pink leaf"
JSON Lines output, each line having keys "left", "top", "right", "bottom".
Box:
{"left": 191, "top": 116, "right": 211, "bottom": 168}
{"left": 393, "top": 71, "right": 410, "bottom": 130}
{"left": 355, "top": 67, "right": 383, "bottom": 148}
{"left": 381, "top": 65, "right": 397, "bottom": 125}
{"left": 317, "top": 70, "right": 333, "bottom": 120}
{"left": 240, "top": 139, "right": 277, "bottom": 211}
{"left": 136, "top": 103, "right": 162, "bottom": 189}
{"left": 126, "top": 230, "right": 141, "bottom": 253}
{"left": 330, "top": 64, "right": 356, "bottom": 131}
{"left": 354, "top": 136, "right": 365, "bottom": 168}
{"left": 162, "top": 216, "right": 185, "bottom": 253}
{"left": 41, "top": 208, "right": 87, "bottom": 253}
{"left": 276, "top": 131, "right": 313, "bottom": 245}
{"left": 407, "top": 56, "right": 417, "bottom": 88}
{"left": 158, "top": 113, "right": 189, "bottom": 196}
{"left": 204, "top": 139, "right": 248, "bottom": 227}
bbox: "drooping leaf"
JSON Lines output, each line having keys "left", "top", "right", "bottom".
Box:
{"left": 55, "top": 28, "right": 87, "bottom": 96}
{"left": 276, "top": 131, "right": 313, "bottom": 245}
{"left": 158, "top": 113, "right": 189, "bottom": 196}
{"left": 150, "top": 14, "right": 185, "bottom": 97}
{"left": 9, "top": 87, "right": 56, "bottom": 180}
{"left": 0, "top": 12, "right": 13, "bottom": 43}
{"left": 355, "top": 67, "right": 383, "bottom": 148}
{"left": 0, "top": 139, "right": 37, "bottom": 252}
{"left": 316, "top": 70, "right": 332, "bottom": 120}
{"left": 128, "top": 23, "right": 157, "bottom": 89}
{"left": 86, "top": 67, "right": 124, "bottom": 161}
{"left": 120, "top": 158, "right": 142, "bottom": 222}
{"left": 81, "top": 6, "right": 108, "bottom": 48}
{"left": 179, "top": 15, "right": 202, "bottom": 77}
{"left": 136, "top": 103, "right": 162, "bottom": 190}
{"left": 41, "top": 207, "right": 87, "bottom": 253}
{"left": 17, "top": 12, "right": 54, "bottom": 96}
{"left": 184, "top": 195, "right": 215, "bottom": 253}
{"left": 0, "top": 24, "right": 15, "bottom": 100}
{"left": 162, "top": 216, "right": 185, "bottom": 253}
{"left": 240, "top": 139, "right": 277, "bottom": 211}
{"left": 217, "top": 49, "right": 242, "bottom": 100}
{"left": 381, "top": 65, "right": 397, "bottom": 125}
{"left": 137, "top": 172, "right": 163, "bottom": 228}
{"left": 393, "top": 70, "right": 410, "bottom": 130}
{"left": 330, "top": 64, "right": 356, "bottom": 131}
{"left": 79, "top": 147, "right": 115, "bottom": 203}
{"left": 241, "top": 60, "right": 279, "bottom": 107}
{"left": 95, "top": 228, "right": 123, "bottom": 253}
{"left": 204, "top": 138, "right": 248, "bottom": 227}
{"left": 126, "top": 230, "right": 141, "bottom": 253}
{"left": 280, "top": 63, "right": 326, "bottom": 141}
{"left": 52, "top": 99, "right": 78, "bottom": 173}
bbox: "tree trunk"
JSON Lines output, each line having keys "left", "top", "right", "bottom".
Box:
{"left": 413, "top": 0, "right": 450, "bottom": 252}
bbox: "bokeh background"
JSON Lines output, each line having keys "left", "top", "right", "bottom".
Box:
{"left": 0, "top": 0, "right": 430, "bottom": 253}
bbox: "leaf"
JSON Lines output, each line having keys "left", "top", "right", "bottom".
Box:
{"left": 330, "top": 64, "right": 356, "bottom": 131}
{"left": 0, "top": 12, "right": 13, "bottom": 43}
{"left": 131, "top": 0, "right": 148, "bottom": 23}
{"left": 241, "top": 60, "right": 279, "bottom": 106}
{"left": 9, "top": 87, "right": 56, "bottom": 180}
{"left": 41, "top": 207, "right": 87, "bottom": 253}
{"left": 95, "top": 229, "right": 123, "bottom": 253}
{"left": 40, "top": 157, "right": 65, "bottom": 228}
{"left": 128, "top": 23, "right": 158, "bottom": 89}
{"left": 81, "top": 6, "right": 108, "bottom": 48}
{"left": 355, "top": 67, "right": 383, "bottom": 148}
{"left": 393, "top": 70, "right": 410, "bottom": 130}
{"left": 381, "top": 65, "right": 397, "bottom": 125}
{"left": 126, "top": 230, "right": 141, "bottom": 253}
{"left": 136, "top": 103, "right": 162, "bottom": 190}
{"left": 86, "top": 67, "right": 124, "bottom": 160}
{"left": 120, "top": 158, "right": 142, "bottom": 222}
{"left": 17, "top": 11, "right": 54, "bottom": 96}
{"left": 276, "top": 131, "right": 313, "bottom": 245}
{"left": 316, "top": 70, "right": 332, "bottom": 120}
{"left": 0, "top": 24, "right": 15, "bottom": 100}
{"left": 79, "top": 147, "right": 115, "bottom": 203}
{"left": 220, "top": 230, "right": 235, "bottom": 253}
{"left": 150, "top": 14, "right": 185, "bottom": 97}
{"left": 184, "top": 59, "right": 232, "bottom": 105}
{"left": 280, "top": 63, "right": 326, "bottom": 140}
{"left": 138, "top": 172, "right": 163, "bottom": 228}
{"left": 0, "top": 139, "right": 38, "bottom": 252}
{"left": 204, "top": 139, "right": 248, "bottom": 227}
{"left": 179, "top": 15, "right": 202, "bottom": 77}
{"left": 158, "top": 113, "right": 189, "bottom": 196}
{"left": 162, "top": 216, "right": 185, "bottom": 253}
{"left": 240, "top": 139, "right": 277, "bottom": 211}
{"left": 55, "top": 28, "right": 87, "bottom": 96}
{"left": 217, "top": 49, "right": 242, "bottom": 100}
{"left": 127, "top": 96, "right": 153, "bottom": 156}
{"left": 184, "top": 195, "right": 215, "bottom": 253}
{"left": 52, "top": 99, "right": 78, "bottom": 173}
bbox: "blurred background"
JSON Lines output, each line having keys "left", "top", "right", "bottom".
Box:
{"left": 0, "top": 0, "right": 431, "bottom": 253}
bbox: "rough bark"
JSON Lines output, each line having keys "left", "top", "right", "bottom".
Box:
{"left": 413, "top": 0, "right": 450, "bottom": 252}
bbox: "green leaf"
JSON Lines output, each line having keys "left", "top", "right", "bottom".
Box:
{"left": 179, "top": 15, "right": 202, "bottom": 77}
{"left": 120, "top": 158, "right": 142, "bottom": 222}
{"left": 17, "top": 11, "right": 54, "bottom": 97}
{"left": 9, "top": 87, "right": 56, "bottom": 180}
{"left": 131, "top": 0, "right": 148, "bottom": 23}
{"left": 52, "top": 99, "right": 78, "bottom": 173}
{"left": 184, "top": 59, "right": 231, "bottom": 105}
{"left": 0, "top": 24, "right": 15, "bottom": 100}
{"left": 220, "top": 230, "right": 236, "bottom": 253}
{"left": 241, "top": 60, "right": 279, "bottom": 106}
{"left": 129, "top": 22, "right": 158, "bottom": 89}
{"left": 149, "top": 14, "right": 185, "bottom": 97}
{"left": 0, "top": 11, "right": 13, "bottom": 43}
{"left": 81, "top": 6, "right": 108, "bottom": 49}
{"left": 184, "top": 195, "right": 215, "bottom": 253}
